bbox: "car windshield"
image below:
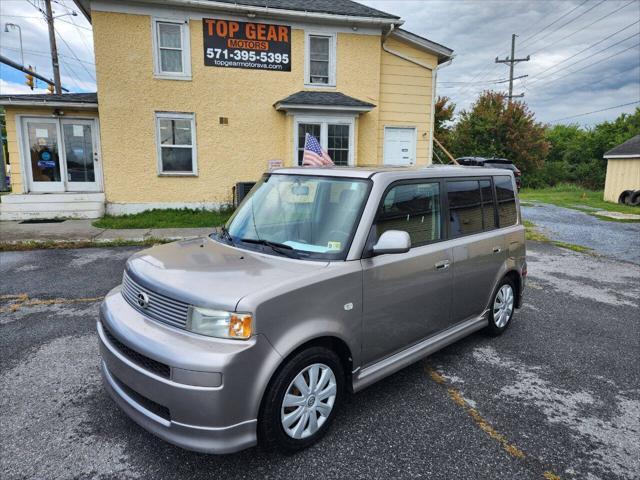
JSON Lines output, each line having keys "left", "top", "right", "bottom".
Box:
{"left": 219, "top": 174, "right": 371, "bottom": 260}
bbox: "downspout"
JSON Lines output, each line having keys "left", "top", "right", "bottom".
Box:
{"left": 430, "top": 57, "right": 453, "bottom": 164}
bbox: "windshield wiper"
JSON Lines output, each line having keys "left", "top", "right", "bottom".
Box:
{"left": 239, "top": 238, "right": 300, "bottom": 258}
{"left": 215, "top": 225, "right": 235, "bottom": 245}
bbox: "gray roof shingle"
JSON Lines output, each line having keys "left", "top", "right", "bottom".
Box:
{"left": 206, "top": 0, "right": 399, "bottom": 19}
{"left": 0, "top": 92, "right": 98, "bottom": 105}
{"left": 604, "top": 135, "right": 640, "bottom": 158}
{"left": 275, "top": 91, "right": 376, "bottom": 109}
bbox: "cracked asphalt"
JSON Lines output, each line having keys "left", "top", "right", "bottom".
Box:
{"left": 1, "top": 241, "right": 638, "bottom": 480}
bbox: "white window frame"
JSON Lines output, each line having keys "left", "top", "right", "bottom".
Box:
{"left": 152, "top": 18, "right": 191, "bottom": 80}
{"left": 304, "top": 32, "right": 337, "bottom": 87}
{"left": 155, "top": 112, "right": 198, "bottom": 176}
{"left": 293, "top": 114, "right": 355, "bottom": 166}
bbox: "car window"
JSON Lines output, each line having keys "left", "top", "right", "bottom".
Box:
{"left": 494, "top": 175, "right": 518, "bottom": 227}
{"left": 447, "top": 180, "right": 484, "bottom": 237}
{"left": 376, "top": 182, "right": 441, "bottom": 247}
{"left": 480, "top": 179, "right": 497, "bottom": 230}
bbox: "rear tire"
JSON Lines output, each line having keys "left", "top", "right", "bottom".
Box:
{"left": 258, "top": 346, "right": 344, "bottom": 454}
{"left": 630, "top": 190, "right": 640, "bottom": 206}
{"left": 619, "top": 190, "right": 633, "bottom": 205}
{"left": 486, "top": 277, "right": 516, "bottom": 336}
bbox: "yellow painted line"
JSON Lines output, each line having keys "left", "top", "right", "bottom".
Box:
{"left": 0, "top": 293, "right": 102, "bottom": 313}
{"left": 427, "top": 366, "right": 562, "bottom": 479}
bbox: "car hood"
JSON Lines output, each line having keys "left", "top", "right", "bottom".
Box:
{"left": 125, "top": 237, "right": 329, "bottom": 311}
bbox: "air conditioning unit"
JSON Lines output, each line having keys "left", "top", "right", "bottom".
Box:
{"left": 235, "top": 182, "right": 256, "bottom": 206}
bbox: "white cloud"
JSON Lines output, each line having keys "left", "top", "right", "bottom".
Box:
{"left": 0, "top": 78, "right": 49, "bottom": 95}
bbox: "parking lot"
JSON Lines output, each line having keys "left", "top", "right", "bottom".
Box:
{"left": 1, "top": 238, "right": 639, "bottom": 480}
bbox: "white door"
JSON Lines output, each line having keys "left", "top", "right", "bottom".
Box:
{"left": 23, "top": 117, "right": 102, "bottom": 193}
{"left": 22, "top": 118, "right": 65, "bottom": 192}
{"left": 60, "top": 119, "right": 102, "bottom": 192}
{"left": 383, "top": 127, "right": 416, "bottom": 166}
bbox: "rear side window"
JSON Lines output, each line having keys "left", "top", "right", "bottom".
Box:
{"left": 447, "top": 180, "right": 484, "bottom": 237}
{"left": 495, "top": 175, "right": 518, "bottom": 227}
{"left": 376, "top": 182, "right": 441, "bottom": 247}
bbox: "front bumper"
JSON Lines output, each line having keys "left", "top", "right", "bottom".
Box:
{"left": 98, "top": 287, "right": 281, "bottom": 454}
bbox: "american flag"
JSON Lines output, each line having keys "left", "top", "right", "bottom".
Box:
{"left": 302, "top": 133, "right": 334, "bottom": 167}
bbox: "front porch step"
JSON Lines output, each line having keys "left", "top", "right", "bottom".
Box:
{"left": 0, "top": 193, "right": 105, "bottom": 221}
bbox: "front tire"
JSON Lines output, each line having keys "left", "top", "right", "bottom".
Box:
{"left": 486, "top": 277, "right": 516, "bottom": 336}
{"left": 258, "top": 346, "right": 344, "bottom": 453}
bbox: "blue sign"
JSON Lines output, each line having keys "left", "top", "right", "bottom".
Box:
{"left": 37, "top": 160, "right": 56, "bottom": 169}
{"left": 40, "top": 151, "right": 52, "bottom": 161}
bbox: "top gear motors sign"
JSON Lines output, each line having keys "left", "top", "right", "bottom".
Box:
{"left": 203, "top": 18, "right": 291, "bottom": 71}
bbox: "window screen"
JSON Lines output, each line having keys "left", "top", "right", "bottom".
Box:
{"left": 157, "top": 114, "right": 194, "bottom": 173}
{"left": 447, "top": 180, "right": 484, "bottom": 237}
{"left": 297, "top": 123, "right": 321, "bottom": 165}
{"left": 157, "top": 22, "right": 183, "bottom": 73}
{"left": 327, "top": 124, "right": 349, "bottom": 166}
{"left": 376, "top": 182, "right": 441, "bottom": 247}
{"left": 495, "top": 176, "right": 518, "bottom": 227}
{"left": 309, "top": 36, "right": 330, "bottom": 84}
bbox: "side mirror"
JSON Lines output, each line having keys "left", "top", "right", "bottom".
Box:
{"left": 372, "top": 230, "right": 411, "bottom": 255}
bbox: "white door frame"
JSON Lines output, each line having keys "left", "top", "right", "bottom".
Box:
{"left": 383, "top": 126, "right": 417, "bottom": 166}
{"left": 18, "top": 115, "right": 103, "bottom": 193}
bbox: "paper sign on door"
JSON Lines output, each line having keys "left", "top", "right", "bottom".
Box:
{"left": 35, "top": 128, "right": 49, "bottom": 138}
{"left": 73, "top": 125, "right": 84, "bottom": 137}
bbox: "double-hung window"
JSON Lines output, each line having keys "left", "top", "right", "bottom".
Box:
{"left": 305, "top": 33, "right": 336, "bottom": 86}
{"left": 153, "top": 19, "right": 191, "bottom": 79}
{"left": 156, "top": 112, "right": 197, "bottom": 175}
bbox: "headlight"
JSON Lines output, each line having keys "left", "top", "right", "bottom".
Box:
{"left": 186, "top": 307, "right": 253, "bottom": 339}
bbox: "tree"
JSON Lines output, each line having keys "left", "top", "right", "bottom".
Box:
{"left": 453, "top": 91, "right": 549, "bottom": 175}
{"left": 433, "top": 96, "right": 456, "bottom": 162}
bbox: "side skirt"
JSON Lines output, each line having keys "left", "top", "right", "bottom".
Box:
{"left": 352, "top": 315, "right": 488, "bottom": 392}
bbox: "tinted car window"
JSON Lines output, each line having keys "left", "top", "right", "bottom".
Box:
{"left": 447, "top": 180, "right": 484, "bottom": 237}
{"left": 495, "top": 175, "right": 518, "bottom": 227}
{"left": 480, "top": 179, "right": 497, "bottom": 230}
{"left": 376, "top": 182, "right": 441, "bottom": 246}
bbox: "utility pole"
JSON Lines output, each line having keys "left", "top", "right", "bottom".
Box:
{"left": 44, "top": 0, "right": 62, "bottom": 94}
{"left": 495, "top": 34, "right": 530, "bottom": 103}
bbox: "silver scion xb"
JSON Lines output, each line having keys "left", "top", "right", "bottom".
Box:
{"left": 98, "top": 165, "right": 526, "bottom": 454}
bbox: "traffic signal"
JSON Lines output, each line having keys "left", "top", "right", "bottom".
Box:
{"left": 47, "top": 84, "right": 54, "bottom": 94}
{"left": 25, "top": 66, "right": 34, "bottom": 90}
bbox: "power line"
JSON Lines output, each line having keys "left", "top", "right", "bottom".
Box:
{"left": 527, "top": 0, "right": 637, "bottom": 57}
{"left": 518, "top": 0, "right": 591, "bottom": 47}
{"left": 520, "top": 0, "right": 607, "bottom": 50}
{"left": 533, "top": 41, "right": 640, "bottom": 87}
{"left": 528, "top": 25, "right": 640, "bottom": 84}
{"left": 547, "top": 101, "right": 640, "bottom": 123}
{"left": 1, "top": 45, "right": 95, "bottom": 65}
{"left": 55, "top": 29, "right": 95, "bottom": 81}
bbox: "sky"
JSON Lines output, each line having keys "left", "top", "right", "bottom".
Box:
{"left": 0, "top": 0, "right": 639, "bottom": 126}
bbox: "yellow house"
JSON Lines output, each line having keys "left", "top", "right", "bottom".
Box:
{"left": 0, "top": 0, "right": 453, "bottom": 220}
{"left": 603, "top": 134, "right": 640, "bottom": 204}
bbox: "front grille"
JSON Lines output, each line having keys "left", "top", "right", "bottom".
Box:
{"left": 102, "top": 324, "right": 171, "bottom": 379}
{"left": 110, "top": 370, "right": 171, "bottom": 421}
{"left": 121, "top": 271, "right": 189, "bottom": 329}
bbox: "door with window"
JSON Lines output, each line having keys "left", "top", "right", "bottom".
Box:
{"left": 22, "top": 117, "right": 101, "bottom": 193}
{"left": 296, "top": 117, "right": 353, "bottom": 166}
{"left": 446, "top": 178, "right": 505, "bottom": 322}
{"left": 383, "top": 127, "right": 416, "bottom": 166}
{"left": 361, "top": 180, "right": 453, "bottom": 366}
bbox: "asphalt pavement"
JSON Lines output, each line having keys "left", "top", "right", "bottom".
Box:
{"left": 1, "top": 242, "right": 639, "bottom": 480}
{"left": 521, "top": 203, "right": 640, "bottom": 264}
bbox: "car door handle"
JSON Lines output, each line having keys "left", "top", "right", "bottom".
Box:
{"left": 435, "top": 260, "right": 450, "bottom": 270}
{"left": 492, "top": 247, "right": 502, "bottom": 253}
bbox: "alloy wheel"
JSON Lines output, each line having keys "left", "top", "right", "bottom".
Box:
{"left": 493, "top": 284, "right": 514, "bottom": 328}
{"left": 281, "top": 363, "right": 337, "bottom": 439}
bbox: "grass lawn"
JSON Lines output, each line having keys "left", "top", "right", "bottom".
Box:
{"left": 93, "top": 208, "right": 234, "bottom": 229}
{"left": 519, "top": 184, "right": 640, "bottom": 218}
